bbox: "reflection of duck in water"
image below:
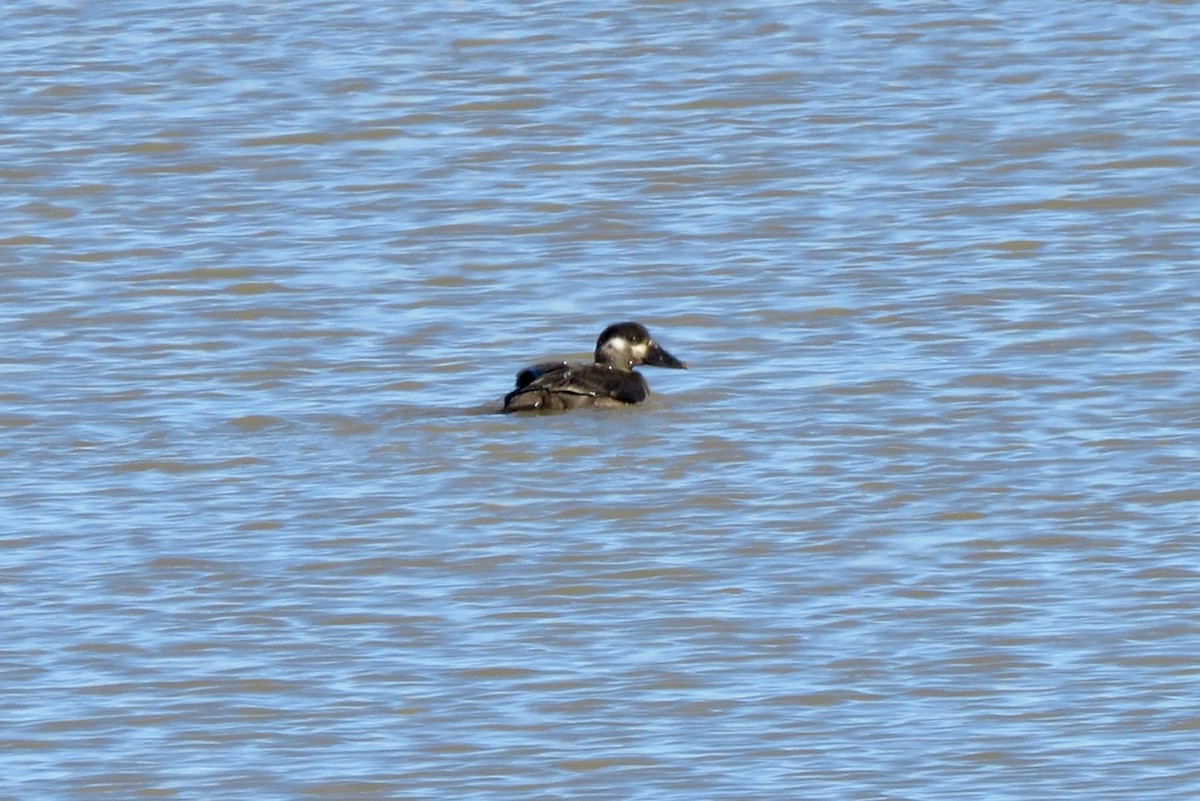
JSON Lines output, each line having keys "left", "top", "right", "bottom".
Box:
{"left": 501, "top": 322, "right": 687, "bottom": 413}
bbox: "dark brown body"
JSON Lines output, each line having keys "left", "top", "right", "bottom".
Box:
{"left": 502, "top": 362, "right": 651, "bottom": 412}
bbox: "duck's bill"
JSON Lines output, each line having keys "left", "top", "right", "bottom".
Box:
{"left": 645, "top": 343, "right": 688, "bottom": 369}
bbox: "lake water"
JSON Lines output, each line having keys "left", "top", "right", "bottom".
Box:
{"left": 2, "top": 2, "right": 1198, "bottom": 799}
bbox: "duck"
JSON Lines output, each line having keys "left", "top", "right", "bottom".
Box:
{"left": 501, "top": 322, "right": 687, "bottom": 412}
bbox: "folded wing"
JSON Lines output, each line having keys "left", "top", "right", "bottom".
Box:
{"left": 503, "top": 362, "right": 647, "bottom": 411}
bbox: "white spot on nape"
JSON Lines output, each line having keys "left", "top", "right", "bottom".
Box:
{"left": 606, "top": 336, "right": 627, "bottom": 351}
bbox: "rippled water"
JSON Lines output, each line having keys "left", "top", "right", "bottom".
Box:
{"left": 3, "top": 2, "right": 1199, "bottom": 799}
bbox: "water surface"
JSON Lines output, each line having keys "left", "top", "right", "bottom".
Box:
{"left": 2, "top": 2, "right": 1198, "bottom": 799}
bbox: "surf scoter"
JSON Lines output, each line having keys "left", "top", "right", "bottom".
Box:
{"left": 501, "top": 322, "right": 687, "bottom": 413}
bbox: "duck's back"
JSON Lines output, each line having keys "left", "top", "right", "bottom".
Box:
{"left": 502, "top": 361, "right": 648, "bottom": 412}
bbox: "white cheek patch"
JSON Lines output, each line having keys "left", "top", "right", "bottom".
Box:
{"left": 632, "top": 342, "right": 649, "bottom": 359}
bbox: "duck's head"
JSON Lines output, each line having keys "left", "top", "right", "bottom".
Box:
{"left": 594, "top": 322, "right": 688, "bottom": 371}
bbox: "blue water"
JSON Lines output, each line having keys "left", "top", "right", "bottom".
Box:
{"left": 2, "top": 2, "right": 1198, "bottom": 799}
